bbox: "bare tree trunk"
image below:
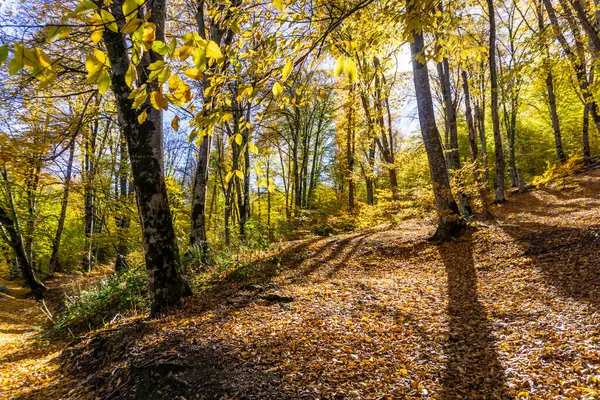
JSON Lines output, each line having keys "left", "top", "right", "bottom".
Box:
{"left": 49, "top": 138, "right": 76, "bottom": 273}
{"left": 410, "top": 30, "right": 464, "bottom": 242}
{"left": 115, "top": 135, "right": 131, "bottom": 272}
{"left": 103, "top": 0, "right": 191, "bottom": 317}
{"left": 0, "top": 206, "right": 46, "bottom": 297}
{"left": 437, "top": 59, "right": 473, "bottom": 217}
{"left": 462, "top": 71, "right": 492, "bottom": 220}
{"left": 488, "top": 0, "right": 507, "bottom": 203}
{"left": 347, "top": 83, "right": 355, "bottom": 211}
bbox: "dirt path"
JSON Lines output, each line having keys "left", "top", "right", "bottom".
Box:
{"left": 0, "top": 279, "right": 63, "bottom": 399}
{"left": 2, "top": 171, "right": 600, "bottom": 399}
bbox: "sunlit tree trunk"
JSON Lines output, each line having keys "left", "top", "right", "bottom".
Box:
{"left": 103, "top": 0, "right": 191, "bottom": 317}
{"left": 410, "top": 30, "right": 464, "bottom": 242}
{"left": 462, "top": 71, "right": 491, "bottom": 220}
{"left": 487, "top": 0, "right": 507, "bottom": 203}
{"left": 49, "top": 138, "right": 76, "bottom": 273}
{"left": 437, "top": 59, "right": 473, "bottom": 217}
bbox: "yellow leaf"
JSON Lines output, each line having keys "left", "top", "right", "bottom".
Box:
{"left": 132, "top": 90, "right": 147, "bottom": 108}
{"left": 248, "top": 142, "right": 258, "bottom": 154}
{"left": 121, "top": 18, "right": 143, "bottom": 34}
{"left": 225, "top": 171, "right": 234, "bottom": 183}
{"left": 268, "top": 183, "right": 275, "bottom": 193}
{"left": 178, "top": 45, "right": 194, "bottom": 61}
{"left": 138, "top": 110, "right": 147, "bottom": 124}
{"left": 281, "top": 59, "right": 293, "bottom": 82}
{"left": 334, "top": 55, "right": 344, "bottom": 77}
{"left": 234, "top": 134, "right": 243, "bottom": 146}
{"left": 182, "top": 68, "right": 203, "bottom": 80}
{"left": 91, "top": 27, "right": 104, "bottom": 44}
{"left": 97, "top": 69, "right": 111, "bottom": 94}
{"left": 122, "top": 0, "right": 139, "bottom": 19}
{"left": 125, "top": 63, "right": 137, "bottom": 88}
{"left": 235, "top": 170, "right": 243, "bottom": 179}
{"left": 142, "top": 22, "right": 156, "bottom": 43}
{"left": 100, "top": 9, "right": 118, "bottom": 33}
{"left": 150, "top": 91, "right": 168, "bottom": 110}
{"left": 94, "top": 49, "right": 109, "bottom": 66}
{"left": 272, "top": 81, "right": 283, "bottom": 98}
{"left": 273, "top": 0, "right": 283, "bottom": 11}
{"left": 344, "top": 58, "right": 358, "bottom": 82}
{"left": 205, "top": 40, "right": 222, "bottom": 60}
{"left": 171, "top": 115, "right": 180, "bottom": 131}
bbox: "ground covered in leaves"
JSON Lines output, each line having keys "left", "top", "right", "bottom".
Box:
{"left": 2, "top": 171, "right": 600, "bottom": 399}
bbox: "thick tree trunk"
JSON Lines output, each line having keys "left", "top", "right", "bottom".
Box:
{"left": 488, "top": 0, "right": 507, "bottom": 203}
{"left": 0, "top": 206, "right": 46, "bottom": 297}
{"left": 103, "top": 0, "right": 191, "bottom": 317}
{"left": 410, "top": 31, "right": 464, "bottom": 242}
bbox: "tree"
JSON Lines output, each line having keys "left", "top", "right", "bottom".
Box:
{"left": 487, "top": 0, "right": 507, "bottom": 203}
{"left": 409, "top": 25, "right": 464, "bottom": 241}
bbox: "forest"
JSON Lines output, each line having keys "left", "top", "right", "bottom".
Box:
{"left": 0, "top": 0, "right": 600, "bottom": 398}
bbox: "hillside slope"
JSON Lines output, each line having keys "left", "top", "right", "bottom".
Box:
{"left": 2, "top": 171, "right": 600, "bottom": 399}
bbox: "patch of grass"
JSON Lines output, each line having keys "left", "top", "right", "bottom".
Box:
{"left": 47, "top": 268, "right": 148, "bottom": 336}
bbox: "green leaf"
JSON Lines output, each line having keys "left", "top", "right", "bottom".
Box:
{"left": 47, "top": 26, "right": 70, "bottom": 42}
{"left": 151, "top": 40, "right": 169, "bottom": 55}
{"left": 0, "top": 45, "right": 8, "bottom": 68}
{"left": 8, "top": 58, "right": 21, "bottom": 75}
{"left": 73, "top": 1, "right": 98, "bottom": 16}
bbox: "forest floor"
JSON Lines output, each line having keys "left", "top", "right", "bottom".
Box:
{"left": 2, "top": 171, "right": 600, "bottom": 400}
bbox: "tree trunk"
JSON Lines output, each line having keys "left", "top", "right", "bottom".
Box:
{"left": 0, "top": 206, "right": 46, "bottom": 297}
{"left": 49, "top": 138, "right": 76, "bottom": 273}
{"left": 103, "top": 0, "right": 191, "bottom": 317}
{"left": 438, "top": 59, "right": 473, "bottom": 217}
{"left": 347, "top": 83, "right": 355, "bottom": 211}
{"left": 488, "top": 0, "right": 507, "bottom": 203}
{"left": 545, "top": 70, "right": 566, "bottom": 163}
{"left": 115, "top": 135, "right": 131, "bottom": 272}
{"left": 462, "top": 71, "right": 492, "bottom": 220}
{"left": 410, "top": 31, "right": 464, "bottom": 242}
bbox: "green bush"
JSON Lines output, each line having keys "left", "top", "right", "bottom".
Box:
{"left": 48, "top": 268, "right": 148, "bottom": 335}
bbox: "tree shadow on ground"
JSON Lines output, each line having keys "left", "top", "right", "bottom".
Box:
{"left": 500, "top": 221, "right": 600, "bottom": 310}
{"left": 438, "top": 235, "right": 509, "bottom": 399}
{"left": 12, "top": 320, "right": 288, "bottom": 400}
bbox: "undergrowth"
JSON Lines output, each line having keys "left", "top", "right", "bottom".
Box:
{"left": 47, "top": 267, "right": 148, "bottom": 336}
